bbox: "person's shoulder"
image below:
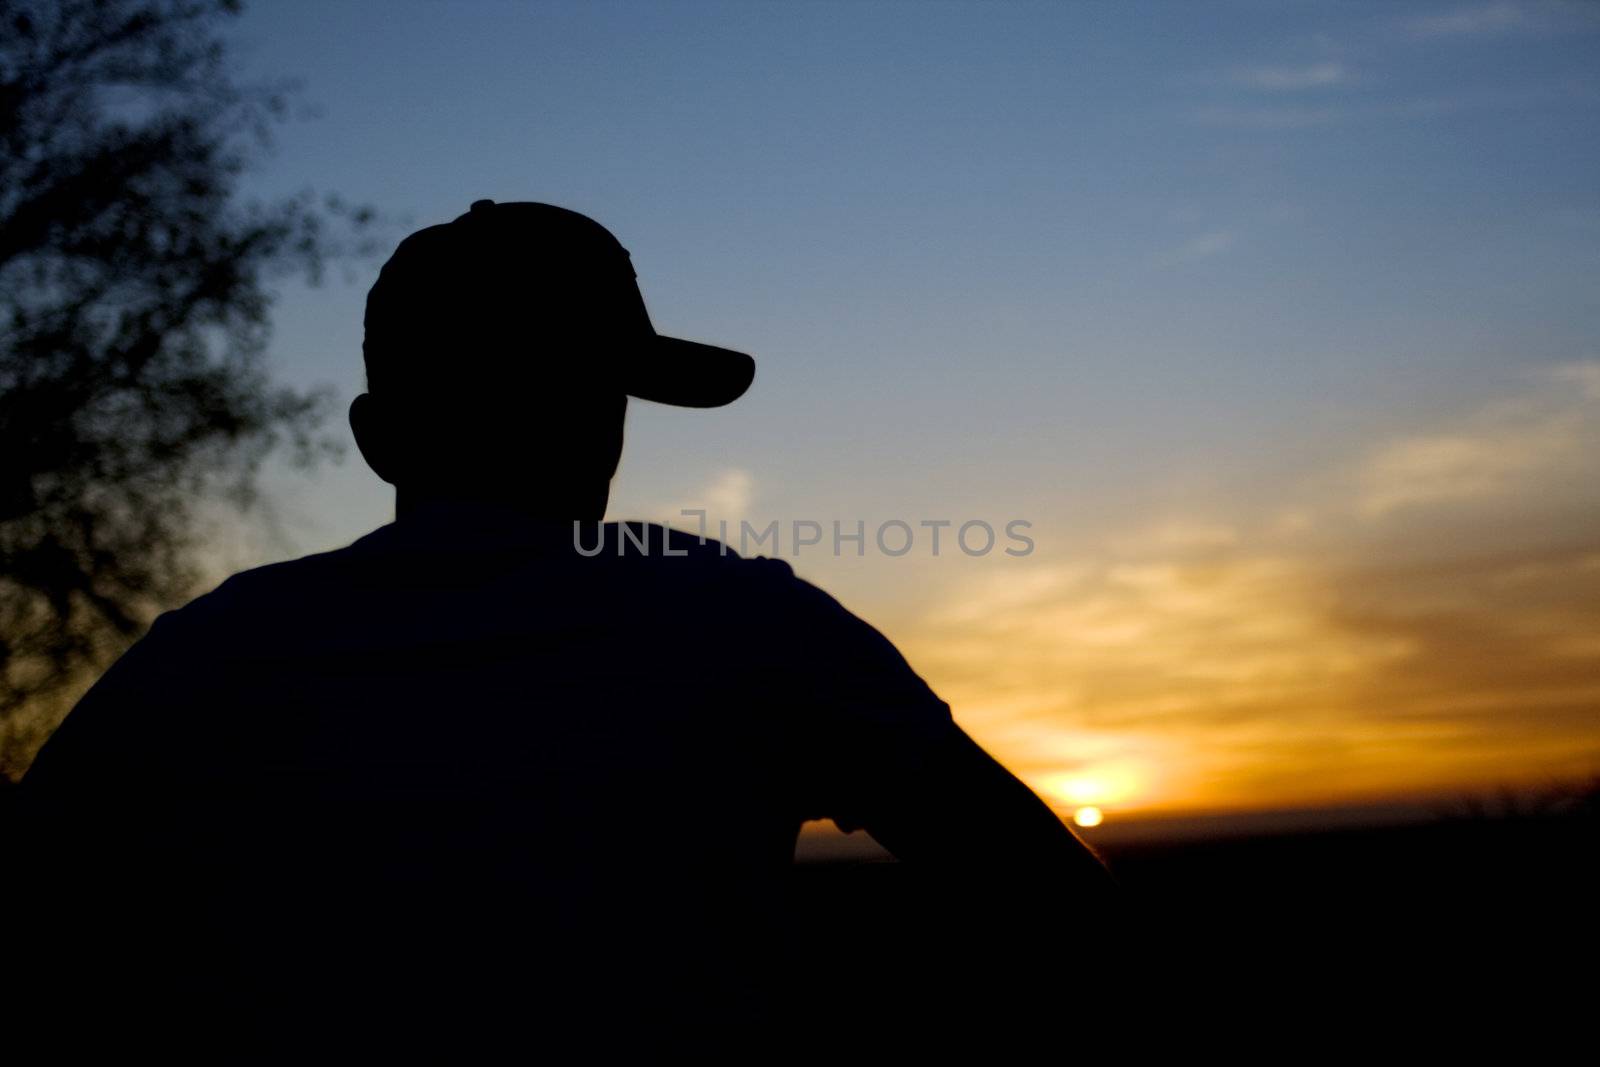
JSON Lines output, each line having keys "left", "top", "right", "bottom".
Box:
{"left": 20, "top": 540, "right": 379, "bottom": 785}
{"left": 603, "top": 520, "right": 798, "bottom": 575}
{"left": 154, "top": 536, "right": 378, "bottom": 637}
{"left": 596, "top": 521, "right": 827, "bottom": 612}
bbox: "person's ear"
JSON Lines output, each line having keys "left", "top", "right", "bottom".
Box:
{"left": 349, "top": 393, "right": 400, "bottom": 485}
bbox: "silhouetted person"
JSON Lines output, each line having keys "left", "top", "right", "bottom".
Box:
{"left": 14, "top": 200, "right": 1118, "bottom": 1061}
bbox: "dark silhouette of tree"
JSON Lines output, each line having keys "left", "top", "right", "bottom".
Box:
{"left": 0, "top": 0, "right": 374, "bottom": 779}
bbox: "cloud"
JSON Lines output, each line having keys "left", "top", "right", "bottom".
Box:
{"left": 1192, "top": 83, "right": 1577, "bottom": 131}
{"left": 1357, "top": 421, "right": 1576, "bottom": 517}
{"left": 896, "top": 363, "right": 1600, "bottom": 816}
{"left": 1399, "top": 2, "right": 1600, "bottom": 39}
{"left": 1153, "top": 229, "right": 1237, "bottom": 267}
{"left": 1231, "top": 62, "right": 1349, "bottom": 91}
{"left": 1405, "top": 3, "right": 1527, "bottom": 38}
{"left": 1113, "top": 519, "right": 1241, "bottom": 553}
{"left": 641, "top": 467, "right": 756, "bottom": 529}
{"left": 699, "top": 468, "right": 755, "bottom": 519}
{"left": 1357, "top": 364, "right": 1597, "bottom": 517}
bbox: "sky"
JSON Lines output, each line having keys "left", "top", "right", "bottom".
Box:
{"left": 221, "top": 0, "right": 1600, "bottom": 824}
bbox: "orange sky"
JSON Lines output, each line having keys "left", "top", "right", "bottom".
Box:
{"left": 807, "top": 363, "right": 1600, "bottom": 820}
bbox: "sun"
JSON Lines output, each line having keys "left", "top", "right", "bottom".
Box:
{"left": 1073, "top": 806, "right": 1104, "bottom": 828}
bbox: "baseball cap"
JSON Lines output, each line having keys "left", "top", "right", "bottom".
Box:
{"left": 363, "top": 200, "right": 755, "bottom": 408}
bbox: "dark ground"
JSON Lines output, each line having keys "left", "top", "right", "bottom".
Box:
{"left": 4, "top": 780, "right": 1591, "bottom": 1057}
{"left": 785, "top": 813, "right": 1595, "bottom": 1056}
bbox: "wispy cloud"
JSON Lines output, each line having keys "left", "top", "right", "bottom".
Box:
{"left": 1193, "top": 80, "right": 1578, "bottom": 129}
{"left": 1193, "top": 2, "right": 1597, "bottom": 132}
{"left": 1115, "top": 519, "right": 1241, "bottom": 553}
{"left": 1358, "top": 421, "right": 1575, "bottom": 517}
{"left": 1357, "top": 365, "right": 1596, "bottom": 517}
{"left": 1231, "top": 62, "right": 1349, "bottom": 91}
{"left": 641, "top": 467, "right": 756, "bottom": 529}
{"left": 1153, "top": 229, "right": 1237, "bottom": 268}
{"left": 1405, "top": 2, "right": 1527, "bottom": 39}
{"left": 698, "top": 468, "right": 754, "bottom": 519}
{"left": 1399, "top": 1, "right": 1600, "bottom": 39}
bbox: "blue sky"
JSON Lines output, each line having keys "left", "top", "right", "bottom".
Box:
{"left": 222, "top": 1, "right": 1600, "bottom": 816}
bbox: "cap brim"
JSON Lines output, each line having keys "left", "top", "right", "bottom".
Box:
{"left": 622, "top": 336, "right": 755, "bottom": 408}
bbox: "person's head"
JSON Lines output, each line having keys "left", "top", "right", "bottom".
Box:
{"left": 352, "top": 200, "right": 754, "bottom": 519}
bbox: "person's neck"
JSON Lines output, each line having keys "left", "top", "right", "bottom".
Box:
{"left": 395, "top": 484, "right": 610, "bottom": 524}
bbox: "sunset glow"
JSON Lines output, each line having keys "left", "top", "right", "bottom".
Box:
{"left": 893, "top": 364, "right": 1600, "bottom": 817}
{"left": 1039, "top": 765, "right": 1145, "bottom": 810}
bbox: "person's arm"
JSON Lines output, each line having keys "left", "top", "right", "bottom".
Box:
{"left": 851, "top": 722, "right": 1121, "bottom": 902}
{"left": 764, "top": 560, "right": 1121, "bottom": 903}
